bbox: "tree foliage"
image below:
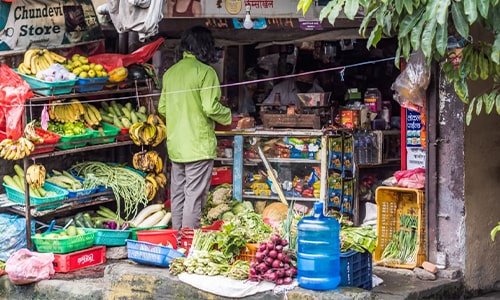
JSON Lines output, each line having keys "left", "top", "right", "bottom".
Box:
{"left": 297, "top": 0, "right": 500, "bottom": 125}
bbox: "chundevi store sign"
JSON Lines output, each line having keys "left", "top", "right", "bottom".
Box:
{"left": 0, "top": 0, "right": 103, "bottom": 52}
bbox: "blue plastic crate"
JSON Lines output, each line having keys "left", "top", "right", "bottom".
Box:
{"left": 89, "top": 228, "right": 131, "bottom": 246}
{"left": 126, "top": 239, "right": 184, "bottom": 267}
{"left": 3, "top": 182, "right": 68, "bottom": 211}
{"left": 76, "top": 76, "right": 109, "bottom": 92}
{"left": 340, "top": 250, "right": 373, "bottom": 290}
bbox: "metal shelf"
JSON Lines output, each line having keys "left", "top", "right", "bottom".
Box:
{"left": 242, "top": 194, "right": 320, "bottom": 202}
{"left": 30, "top": 138, "right": 134, "bottom": 159}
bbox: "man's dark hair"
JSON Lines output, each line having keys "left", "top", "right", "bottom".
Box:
{"left": 180, "top": 26, "right": 215, "bottom": 64}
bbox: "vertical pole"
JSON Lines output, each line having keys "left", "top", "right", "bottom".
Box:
{"left": 233, "top": 135, "right": 243, "bottom": 201}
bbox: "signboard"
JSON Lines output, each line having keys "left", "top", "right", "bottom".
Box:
{"left": 0, "top": 0, "right": 103, "bottom": 53}
{"left": 406, "top": 147, "right": 426, "bottom": 170}
{"left": 167, "top": 0, "right": 323, "bottom": 18}
{"left": 406, "top": 109, "right": 422, "bottom": 148}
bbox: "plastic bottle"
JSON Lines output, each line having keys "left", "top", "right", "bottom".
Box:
{"left": 297, "top": 201, "right": 341, "bottom": 290}
{"left": 364, "top": 88, "right": 382, "bottom": 113}
{"left": 364, "top": 129, "right": 372, "bottom": 164}
{"left": 358, "top": 130, "right": 366, "bottom": 165}
{"left": 370, "top": 131, "right": 378, "bottom": 164}
{"left": 353, "top": 130, "right": 360, "bottom": 164}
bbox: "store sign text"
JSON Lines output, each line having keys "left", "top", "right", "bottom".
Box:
{"left": 14, "top": 5, "right": 63, "bottom": 36}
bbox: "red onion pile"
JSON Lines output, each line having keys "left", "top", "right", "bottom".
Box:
{"left": 248, "top": 234, "right": 297, "bottom": 285}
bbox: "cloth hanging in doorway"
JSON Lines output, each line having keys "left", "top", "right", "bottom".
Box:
{"left": 103, "top": 0, "right": 164, "bottom": 41}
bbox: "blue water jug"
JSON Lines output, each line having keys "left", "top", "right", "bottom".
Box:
{"left": 297, "top": 201, "right": 341, "bottom": 290}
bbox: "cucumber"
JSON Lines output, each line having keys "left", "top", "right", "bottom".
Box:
{"left": 125, "top": 102, "right": 133, "bottom": 111}
{"left": 13, "top": 164, "right": 24, "bottom": 179}
{"left": 29, "top": 186, "right": 41, "bottom": 197}
{"left": 113, "top": 115, "right": 124, "bottom": 128}
{"left": 101, "top": 114, "right": 114, "bottom": 123}
{"left": 121, "top": 117, "right": 132, "bottom": 128}
{"left": 136, "top": 111, "right": 148, "bottom": 122}
{"left": 13, "top": 174, "right": 25, "bottom": 192}
{"left": 82, "top": 213, "right": 94, "bottom": 228}
{"left": 130, "top": 110, "right": 139, "bottom": 124}
{"left": 101, "top": 101, "right": 111, "bottom": 113}
{"left": 37, "top": 187, "right": 47, "bottom": 197}
{"left": 3, "top": 175, "right": 19, "bottom": 190}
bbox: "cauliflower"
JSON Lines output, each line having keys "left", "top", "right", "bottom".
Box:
{"left": 212, "top": 187, "right": 232, "bottom": 205}
{"left": 206, "top": 203, "right": 231, "bottom": 221}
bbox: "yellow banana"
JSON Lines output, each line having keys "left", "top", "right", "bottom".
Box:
{"left": 30, "top": 54, "right": 38, "bottom": 75}
{"left": 70, "top": 99, "right": 85, "bottom": 115}
{"left": 87, "top": 104, "right": 102, "bottom": 121}
{"left": 49, "top": 51, "right": 67, "bottom": 64}
{"left": 23, "top": 49, "right": 38, "bottom": 68}
{"left": 37, "top": 55, "right": 50, "bottom": 72}
{"left": 42, "top": 49, "right": 54, "bottom": 66}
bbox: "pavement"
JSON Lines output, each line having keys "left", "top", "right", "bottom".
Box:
{"left": 0, "top": 246, "right": 497, "bottom": 300}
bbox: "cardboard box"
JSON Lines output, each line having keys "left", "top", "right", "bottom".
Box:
{"left": 52, "top": 246, "right": 106, "bottom": 273}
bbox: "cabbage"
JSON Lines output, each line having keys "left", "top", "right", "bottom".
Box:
{"left": 221, "top": 211, "right": 234, "bottom": 221}
{"left": 232, "top": 201, "right": 254, "bottom": 215}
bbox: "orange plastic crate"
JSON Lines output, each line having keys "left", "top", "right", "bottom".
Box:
{"left": 235, "top": 243, "right": 258, "bottom": 263}
{"left": 373, "top": 186, "right": 426, "bottom": 269}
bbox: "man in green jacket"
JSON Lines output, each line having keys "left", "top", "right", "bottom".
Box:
{"left": 158, "top": 26, "right": 232, "bottom": 230}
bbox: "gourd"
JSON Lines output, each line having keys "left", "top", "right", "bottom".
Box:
{"left": 262, "top": 202, "right": 288, "bottom": 224}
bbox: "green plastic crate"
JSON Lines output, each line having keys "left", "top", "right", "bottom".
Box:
{"left": 2, "top": 182, "right": 68, "bottom": 211}
{"left": 56, "top": 128, "right": 93, "bottom": 150}
{"left": 88, "top": 228, "right": 132, "bottom": 246}
{"left": 32, "top": 228, "right": 95, "bottom": 254}
{"left": 88, "top": 122, "right": 120, "bottom": 145}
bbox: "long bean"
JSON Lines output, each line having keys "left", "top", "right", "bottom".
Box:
{"left": 71, "top": 161, "right": 148, "bottom": 220}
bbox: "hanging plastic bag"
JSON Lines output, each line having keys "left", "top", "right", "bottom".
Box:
{"left": 5, "top": 248, "right": 55, "bottom": 285}
{"left": 391, "top": 49, "right": 430, "bottom": 112}
{"left": 88, "top": 37, "right": 164, "bottom": 72}
{"left": 0, "top": 64, "right": 34, "bottom": 140}
{"left": 0, "top": 213, "right": 35, "bottom": 262}
{"left": 393, "top": 168, "right": 425, "bottom": 189}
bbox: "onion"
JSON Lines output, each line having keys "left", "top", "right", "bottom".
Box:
{"left": 249, "top": 268, "right": 257, "bottom": 276}
{"left": 267, "top": 241, "right": 274, "bottom": 250}
{"left": 275, "top": 244, "right": 283, "bottom": 252}
{"left": 285, "top": 269, "right": 294, "bottom": 278}
{"left": 271, "top": 234, "right": 282, "bottom": 244}
{"left": 265, "top": 272, "right": 278, "bottom": 282}
{"left": 268, "top": 249, "right": 278, "bottom": 258}
{"left": 255, "top": 251, "right": 264, "bottom": 262}
{"left": 282, "top": 255, "right": 291, "bottom": 264}
{"left": 277, "top": 252, "right": 284, "bottom": 261}
{"left": 281, "top": 239, "right": 288, "bottom": 247}
{"left": 272, "top": 259, "right": 282, "bottom": 269}
{"left": 265, "top": 256, "right": 274, "bottom": 266}
{"left": 259, "top": 242, "right": 267, "bottom": 252}
{"left": 275, "top": 278, "right": 284, "bottom": 285}
{"left": 257, "top": 262, "right": 267, "bottom": 272}
{"left": 283, "top": 263, "right": 290, "bottom": 270}
{"left": 262, "top": 249, "right": 269, "bottom": 257}
{"left": 290, "top": 266, "right": 297, "bottom": 275}
{"left": 283, "top": 277, "right": 293, "bottom": 285}
{"left": 276, "top": 268, "right": 285, "bottom": 278}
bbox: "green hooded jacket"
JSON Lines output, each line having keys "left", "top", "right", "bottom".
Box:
{"left": 158, "top": 52, "right": 231, "bottom": 163}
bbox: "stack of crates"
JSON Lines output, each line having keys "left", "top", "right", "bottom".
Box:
{"left": 373, "top": 186, "right": 426, "bottom": 269}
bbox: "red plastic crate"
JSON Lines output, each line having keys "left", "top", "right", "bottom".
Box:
{"left": 210, "top": 167, "right": 232, "bottom": 186}
{"left": 52, "top": 245, "right": 106, "bottom": 273}
{"left": 179, "top": 220, "right": 224, "bottom": 254}
{"left": 32, "top": 127, "right": 61, "bottom": 154}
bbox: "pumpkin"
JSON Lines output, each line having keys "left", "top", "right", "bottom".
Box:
{"left": 261, "top": 202, "right": 289, "bottom": 225}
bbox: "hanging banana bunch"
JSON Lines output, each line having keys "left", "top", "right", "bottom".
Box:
{"left": 132, "top": 150, "right": 163, "bottom": 174}
{"left": 128, "top": 113, "right": 166, "bottom": 147}
{"left": 25, "top": 164, "right": 46, "bottom": 189}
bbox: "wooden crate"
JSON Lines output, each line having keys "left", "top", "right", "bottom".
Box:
{"left": 261, "top": 113, "right": 321, "bottom": 129}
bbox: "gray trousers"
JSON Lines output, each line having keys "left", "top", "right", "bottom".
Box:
{"left": 170, "top": 159, "right": 214, "bottom": 229}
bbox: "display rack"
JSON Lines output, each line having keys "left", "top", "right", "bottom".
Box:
{"left": 1, "top": 79, "right": 154, "bottom": 249}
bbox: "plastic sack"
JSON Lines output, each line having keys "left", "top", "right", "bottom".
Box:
{"left": 88, "top": 37, "right": 164, "bottom": 72}
{"left": 5, "top": 248, "right": 54, "bottom": 285}
{"left": 391, "top": 49, "right": 430, "bottom": 112}
{"left": 393, "top": 168, "right": 425, "bottom": 189}
{"left": 0, "top": 213, "right": 35, "bottom": 261}
{"left": 0, "top": 64, "right": 34, "bottom": 139}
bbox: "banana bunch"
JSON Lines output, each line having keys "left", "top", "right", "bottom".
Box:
{"left": 17, "top": 48, "right": 66, "bottom": 76}
{"left": 132, "top": 150, "right": 163, "bottom": 174}
{"left": 128, "top": 114, "right": 167, "bottom": 147}
{"left": 48, "top": 99, "right": 85, "bottom": 123}
{"left": 144, "top": 173, "right": 167, "bottom": 201}
{"left": 0, "top": 137, "right": 35, "bottom": 160}
{"left": 24, "top": 120, "right": 44, "bottom": 144}
{"left": 25, "top": 164, "right": 46, "bottom": 189}
{"left": 82, "top": 103, "right": 102, "bottom": 128}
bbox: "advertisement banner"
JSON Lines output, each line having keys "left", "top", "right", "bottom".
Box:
{"left": 406, "top": 109, "right": 422, "bottom": 148}
{"left": 0, "top": 0, "right": 103, "bottom": 53}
